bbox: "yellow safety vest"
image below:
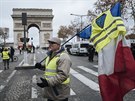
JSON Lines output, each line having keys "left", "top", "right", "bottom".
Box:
{"left": 2, "top": 51, "right": 10, "bottom": 60}
{"left": 44, "top": 52, "right": 70, "bottom": 84}
{"left": 90, "top": 10, "right": 126, "bottom": 52}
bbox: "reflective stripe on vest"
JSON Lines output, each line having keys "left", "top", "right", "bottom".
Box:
{"left": 44, "top": 52, "right": 70, "bottom": 84}
{"left": 90, "top": 10, "right": 126, "bottom": 52}
{"left": 2, "top": 51, "right": 10, "bottom": 59}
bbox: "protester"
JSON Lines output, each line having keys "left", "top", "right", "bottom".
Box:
{"left": 32, "top": 45, "right": 35, "bottom": 53}
{"left": 19, "top": 47, "right": 22, "bottom": 54}
{"left": 2, "top": 47, "right": 10, "bottom": 70}
{"left": 87, "top": 45, "right": 95, "bottom": 62}
{"left": 35, "top": 37, "right": 72, "bottom": 101}
{"left": 10, "top": 46, "right": 15, "bottom": 62}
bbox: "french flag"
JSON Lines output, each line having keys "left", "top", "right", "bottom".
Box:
{"left": 98, "top": 35, "right": 135, "bottom": 101}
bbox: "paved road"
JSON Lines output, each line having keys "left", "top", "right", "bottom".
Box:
{"left": 0, "top": 49, "right": 135, "bottom": 101}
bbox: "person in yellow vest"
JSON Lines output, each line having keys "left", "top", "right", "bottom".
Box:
{"left": 35, "top": 37, "right": 72, "bottom": 101}
{"left": 2, "top": 47, "right": 10, "bottom": 70}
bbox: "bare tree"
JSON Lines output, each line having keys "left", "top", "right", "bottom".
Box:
{"left": 87, "top": 0, "right": 135, "bottom": 33}
{"left": 57, "top": 26, "right": 74, "bottom": 41}
{"left": 124, "top": 0, "right": 135, "bottom": 33}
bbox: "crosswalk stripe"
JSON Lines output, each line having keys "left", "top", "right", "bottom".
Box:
{"left": 77, "top": 66, "right": 98, "bottom": 76}
{"left": 70, "top": 68, "right": 99, "bottom": 91}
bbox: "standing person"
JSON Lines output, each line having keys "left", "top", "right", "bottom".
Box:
{"left": 10, "top": 46, "right": 15, "bottom": 62}
{"left": 19, "top": 47, "right": 22, "bottom": 54}
{"left": 87, "top": 45, "right": 95, "bottom": 62}
{"left": 32, "top": 45, "right": 35, "bottom": 53}
{"left": 2, "top": 47, "right": 10, "bottom": 70}
{"left": 35, "top": 37, "right": 72, "bottom": 101}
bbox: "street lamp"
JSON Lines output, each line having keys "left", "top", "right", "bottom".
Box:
{"left": 70, "top": 13, "right": 89, "bottom": 30}
{"left": 70, "top": 13, "right": 89, "bottom": 41}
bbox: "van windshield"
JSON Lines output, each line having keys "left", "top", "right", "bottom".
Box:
{"left": 80, "top": 44, "right": 89, "bottom": 48}
{"left": 65, "top": 45, "right": 72, "bottom": 48}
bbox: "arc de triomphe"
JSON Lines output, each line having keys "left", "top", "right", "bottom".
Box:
{"left": 11, "top": 8, "right": 54, "bottom": 48}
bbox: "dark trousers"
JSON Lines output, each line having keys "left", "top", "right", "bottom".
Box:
{"left": 10, "top": 55, "right": 14, "bottom": 62}
{"left": 3, "top": 59, "right": 9, "bottom": 70}
{"left": 47, "top": 98, "right": 68, "bottom": 101}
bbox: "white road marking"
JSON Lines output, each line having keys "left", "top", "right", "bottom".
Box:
{"left": 19, "top": 60, "right": 24, "bottom": 66}
{"left": 31, "top": 75, "right": 38, "bottom": 98}
{"left": 93, "top": 65, "right": 98, "bottom": 68}
{"left": 0, "top": 85, "right": 5, "bottom": 92}
{"left": 6, "top": 70, "right": 17, "bottom": 82}
{"left": 0, "top": 70, "right": 17, "bottom": 92}
{"left": 34, "top": 54, "right": 36, "bottom": 65}
{"left": 70, "top": 68, "right": 99, "bottom": 91}
{"left": 70, "top": 89, "right": 76, "bottom": 95}
{"left": 31, "top": 87, "right": 38, "bottom": 98}
{"left": 32, "top": 75, "right": 37, "bottom": 84}
{"left": 77, "top": 66, "right": 98, "bottom": 76}
{"left": 0, "top": 70, "right": 3, "bottom": 73}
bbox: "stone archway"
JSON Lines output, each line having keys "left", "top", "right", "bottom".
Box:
{"left": 11, "top": 8, "right": 54, "bottom": 48}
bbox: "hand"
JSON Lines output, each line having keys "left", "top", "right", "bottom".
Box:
{"left": 37, "top": 77, "right": 49, "bottom": 88}
{"left": 35, "top": 63, "right": 42, "bottom": 69}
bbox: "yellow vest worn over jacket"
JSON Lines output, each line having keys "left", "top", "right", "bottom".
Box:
{"left": 2, "top": 51, "right": 10, "bottom": 60}
{"left": 90, "top": 10, "right": 126, "bottom": 52}
{"left": 44, "top": 52, "right": 70, "bottom": 84}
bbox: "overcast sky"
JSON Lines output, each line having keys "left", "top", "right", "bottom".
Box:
{"left": 0, "top": 0, "right": 96, "bottom": 46}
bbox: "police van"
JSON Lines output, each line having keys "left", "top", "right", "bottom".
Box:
{"left": 70, "top": 41, "right": 91, "bottom": 55}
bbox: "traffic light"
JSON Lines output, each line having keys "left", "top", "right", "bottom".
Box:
{"left": 22, "top": 13, "right": 27, "bottom": 25}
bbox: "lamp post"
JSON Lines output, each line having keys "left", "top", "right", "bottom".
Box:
{"left": 70, "top": 13, "right": 89, "bottom": 30}
{"left": 22, "top": 13, "right": 29, "bottom": 66}
{"left": 70, "top": 13, "right": 89, "bottom": 41}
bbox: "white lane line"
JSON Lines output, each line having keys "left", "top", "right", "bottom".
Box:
{"left": 70, "top": 68, "right": 99, "bottom": 91}
{"left": 31, "top": 75, "right": 38, "bottom": 98}
{"left": 70, "top": 89, "right": 76, "bottom": 95}
{"left": 6, "top": 70, "right": 17, "bottom": 82}
{"left": 93, "top": 65, "right": 98, "bottom": 68}
{"left": 0, "top": 85, "right": 5, "bottom": 92}
{"left": 0, "top": 70, "right": 17, "bottom": 92}
{"left": 77, "top": 66, "right": 98, "bottom": 76}
{"left": 0, "top": 70, "right": 3, "bottom": 73}
{"left": 19, "top": 60, "right": 24, "bottom": 66}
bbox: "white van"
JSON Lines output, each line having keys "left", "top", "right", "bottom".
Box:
{"left": 70, "top": 41, "right": 90, "bottom": 55}
{"left": 64, "top": 43, "right": 72, "bottom": 49}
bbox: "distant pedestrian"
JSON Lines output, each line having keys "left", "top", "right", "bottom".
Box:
{"left": 2, "top": 48, "right": 10, "bottom": 70}
{"left": 32, "top": 45, "right": 35, "bottom": 53}
{"left": 19, "top": 47, "right": 22, "bottom": 54}
{"left": 87, "top": 45, "right": 95, "bottom": 62}
{"left": 10, "top": 46, "right": 15, "bottom": 62}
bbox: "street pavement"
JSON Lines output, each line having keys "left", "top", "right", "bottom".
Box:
{"left": 0, "top": 49, "right": 135, "bottom": 101}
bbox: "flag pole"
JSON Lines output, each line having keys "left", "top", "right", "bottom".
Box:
{"left": 39, "top": 24, "right": 90, "bottom": 63}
